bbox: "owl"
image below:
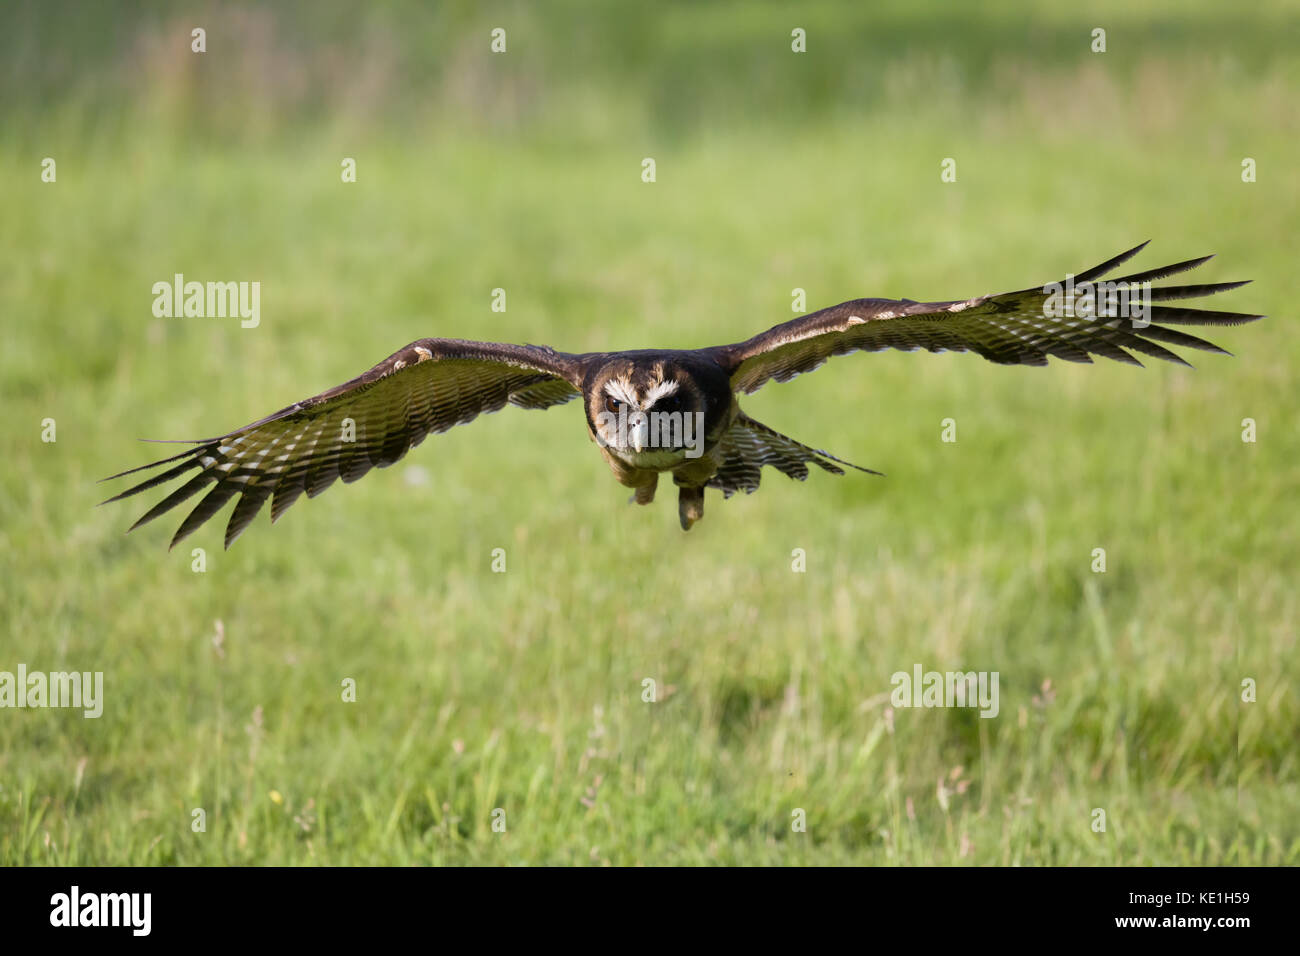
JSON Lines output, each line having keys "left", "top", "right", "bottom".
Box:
{"left": 104, "top": 242, "right": 1259, "bottom": 545}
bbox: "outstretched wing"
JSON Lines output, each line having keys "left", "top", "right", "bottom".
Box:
{"left": 715, "top": 243, "right": 1263, "bottom": 394}
{"left": 102, "top": 338, "right": 584, "bottom": 549}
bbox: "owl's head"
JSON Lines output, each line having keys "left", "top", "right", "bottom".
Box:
{"left": 587, "top": 358, "right": 712, "bottom": 461}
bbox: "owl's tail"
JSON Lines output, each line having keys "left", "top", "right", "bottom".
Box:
{"left": 704, "top": 412, "right": 881, "bottom": 500}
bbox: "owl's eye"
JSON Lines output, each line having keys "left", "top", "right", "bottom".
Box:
{"left": 604, "top": 395, "right": 620, "bottom": 414}
{"left": 658, "top": 393, "right": 681, "bottom": 413}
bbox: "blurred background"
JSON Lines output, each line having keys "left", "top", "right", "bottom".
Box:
{"left": 1, "top": 0, "right": 1296, "bottom": 863}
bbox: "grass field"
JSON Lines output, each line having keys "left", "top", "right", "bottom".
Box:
{"left": 1, "top": 0, "right": 1296, "bottom": 865}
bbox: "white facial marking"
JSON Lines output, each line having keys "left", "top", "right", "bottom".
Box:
{"left": 642, "top": 378, "right": 680, "bottom": 407}
{"left": 603, "top": 378, "right": 639, "bottom": 408}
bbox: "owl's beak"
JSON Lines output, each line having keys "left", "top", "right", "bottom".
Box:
{"left": 629, "top": 412, "right": 649, "bottom": 453}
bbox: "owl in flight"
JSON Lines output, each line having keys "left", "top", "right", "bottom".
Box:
{"left": 104, "top": 242, "right": 1259, "bottom": 546}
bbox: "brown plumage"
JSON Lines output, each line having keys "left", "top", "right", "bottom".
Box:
{"left": 102, "top": 242, "right": 1260, "bottom": 545}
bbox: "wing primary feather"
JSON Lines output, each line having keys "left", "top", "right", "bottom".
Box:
{"left": 99, "top": 444, "right": 208, "bottom": 485}
{"left": 1145, "top": 306, "right": 1265, "bottom": 326}
{"left": 100, "top": 454, "right": 205, "bottom": 505}
{"left": 1099, "top": 327, "right": 1192, "bottom": 367}
{"left": 270, "top": 469, "right": 309, "bottom": 523}
{"left": 1143, "top": 281, "right": 1251, "bottom": 302}
{"left": 168, "top": 481, "right": 245, "bottom": 550}
{"left": 1136, "top": 324, "right": 1231, "bottom": 354}
{"left": 1108, "top": 255, "right": 1215, "bottom": 284}
{"left": 224, "top": 485, "right": 275, "bottom": 549}
{"left": 1073, "top": 241, "right": 1151, "bottom": 282}
{"left": 126, "top": 471, "right": 218, "bottom": 532}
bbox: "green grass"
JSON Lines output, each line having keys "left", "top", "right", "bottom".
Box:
{"left": 1, "top": 0, "right": 1296, "bottom": 865}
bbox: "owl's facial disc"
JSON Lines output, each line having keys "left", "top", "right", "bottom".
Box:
{"left": 596, "top": 373, "right": 704, "bottom": 460}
